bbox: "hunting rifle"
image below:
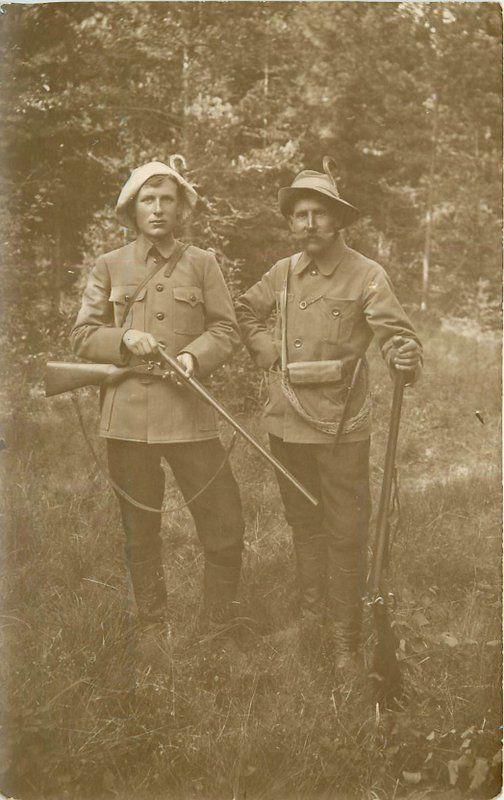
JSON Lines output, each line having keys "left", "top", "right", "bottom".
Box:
{"left": 367, "top": 369, "right": 407, "bottom": 705}
{"left": 45, "top": 345, "right": 319, "bottom": 508}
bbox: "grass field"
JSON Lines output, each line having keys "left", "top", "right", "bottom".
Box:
{"left": 1, "top": 318, "right": 501, "bottom": 800}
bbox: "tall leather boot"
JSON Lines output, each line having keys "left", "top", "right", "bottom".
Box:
{"left": 292, "top": 528, "right": 327, "bottom": 659}
{"left": 129, "top": 552, "right": 169, "bottom": 625}
{"left": 201, "top": 544, "right": 243, "bottom": 636}
{"left": 326, "top": 541, "right": 364, "bottom": 672}
{"left": 198, "top": 544, "right": 243, "bottom": 691}
{"left": 128, "top": 556, "right": 171, "bottom": 671}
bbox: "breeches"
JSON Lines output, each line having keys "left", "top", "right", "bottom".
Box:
{"left": 269, "top": 435, "right": 371, "bottom": 598}
{"left": 107, "top": 437, "right": 244, "bottom": 620}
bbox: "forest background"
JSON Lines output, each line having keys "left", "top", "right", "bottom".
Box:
{"left": 1, "top": 0, "right": 502, "bottom": 358}
{"left": 0, "top": 3, "right": 502, "bottom": 800}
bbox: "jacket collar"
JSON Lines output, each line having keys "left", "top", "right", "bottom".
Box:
{"left": 293, "top": 232, "right": 347, "bottom": 277}
{"left": 135, "top": 234, "right": 178, "bottom": 263}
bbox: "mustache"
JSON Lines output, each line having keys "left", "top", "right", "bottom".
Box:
{"left": 295, "top": 231, "right": 336, "bottom": 243}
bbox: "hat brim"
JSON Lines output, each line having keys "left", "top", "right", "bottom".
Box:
{"left": 278, "top": 186, "right": 360, "bottom": 227}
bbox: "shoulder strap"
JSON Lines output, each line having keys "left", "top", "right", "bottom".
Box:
{"left": 280, "top": 253, "right": 302, "bottom": 372}
{"left": 119, "top": 241, "right": 188, "bottom": 327}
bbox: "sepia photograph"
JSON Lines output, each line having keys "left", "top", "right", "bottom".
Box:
{"left": 0, "top": 2, "right": 502, "bottom": 799}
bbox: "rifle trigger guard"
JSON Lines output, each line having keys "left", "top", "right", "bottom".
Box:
{"left": 132, "top": 362, "right": 167, "bottom": 378}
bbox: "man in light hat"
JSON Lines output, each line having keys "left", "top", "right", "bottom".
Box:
{"left": 237, "top": 159, "right": 422, "bottom": 670}
{"left": 71, "top": 161, "right": 244, "bottom": 661}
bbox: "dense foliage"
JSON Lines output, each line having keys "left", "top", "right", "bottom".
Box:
{"left": 1, "top": 2, "right": 502, "bottom": 355}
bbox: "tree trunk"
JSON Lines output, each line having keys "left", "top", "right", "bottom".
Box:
{"left": 421, "top": 92, "right": 438, "bottom": 312}
{"left": 179, "top": 14, "right": 191, "bottom": 240}
{"left": 51, "top": 217, "right": 63, "bottom": 320}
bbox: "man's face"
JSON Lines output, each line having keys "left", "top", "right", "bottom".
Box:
{"left": 288, "top": 195, "right": 341, "bottom": 256}
{"left": 134, "top": 177, "right": 180, "bottom": 240}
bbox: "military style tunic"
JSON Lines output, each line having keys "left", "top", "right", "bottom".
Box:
{"left": 71, "top": 235, "right": 240, "bottom": 443}
{"left": 237, "top": 233, "right": 421, "bottom": 443}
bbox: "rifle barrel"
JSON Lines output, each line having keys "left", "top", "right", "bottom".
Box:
{"left": 157, "top": 346, "right": 319, "bottom": 507}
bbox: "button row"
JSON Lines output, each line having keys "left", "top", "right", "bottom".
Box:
{"left": 297, "top": 299, "right": 340, "bottom": 318}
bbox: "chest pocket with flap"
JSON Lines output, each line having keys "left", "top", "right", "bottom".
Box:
{"left": 109, "top": 285, "right": 147, "bottom": 326}
{"left": 173, "top": 286, "right": 204, "bottom": 335}
{"left": 322, "top": 297, "right": 359, "bottom": 344}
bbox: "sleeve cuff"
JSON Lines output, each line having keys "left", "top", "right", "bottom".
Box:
{"left": 249, "top": 335, "right": 280, "bottom": 370}
{"left": 179, "top": 337, "right": 218, "bottom": 378}
{"left": 100, "top": 327, "right": 130, "bottom": 366}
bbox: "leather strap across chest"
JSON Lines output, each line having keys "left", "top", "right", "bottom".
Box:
{"left": 119, "top": 241, "right": 189, "bottom": 327}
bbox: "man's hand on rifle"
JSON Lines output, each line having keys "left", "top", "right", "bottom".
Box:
{"left": 122, "top": 329, "right": 158, "bottom": 357}
{"left": 123, "top": 332, "right": 196, "bottom": 384}
{"left": 176, "top": 352, "right": 196, "bottom": 377}
{"left": 390, "top": 336, "right": 421, "bottom": 373}
{"left": 163, "top": 350, "right": 196, "bottom": 387}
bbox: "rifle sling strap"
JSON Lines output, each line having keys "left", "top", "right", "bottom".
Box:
{"left": 70, "top": 393, "right": 238, "bottom": 514}
{"left": 119, "top": 241, "right": 188, "bottom": 327}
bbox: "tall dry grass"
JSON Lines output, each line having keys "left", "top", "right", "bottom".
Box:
{"left": 1, "top": 319, "right": 501, "bottom": 800}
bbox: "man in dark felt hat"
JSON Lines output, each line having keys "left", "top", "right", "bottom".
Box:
{"left": 71, "top": 161, "right": 244, "bottom": 665}
{"left": 236, "top": 159, "right": 422, "bottom": 671}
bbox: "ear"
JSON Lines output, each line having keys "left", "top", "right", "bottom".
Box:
{"left": 287, "top": 215, "right": 296, "bottom": 233}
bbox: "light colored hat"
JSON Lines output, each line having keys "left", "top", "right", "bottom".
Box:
{"left": 116, "top": 160, "right": 199, "bottom": 227}
{"left": 278, "top": 157, "right": 360, "bottom": 227}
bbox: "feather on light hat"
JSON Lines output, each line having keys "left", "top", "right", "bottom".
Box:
{"left": 116, "top": 160, "right": 198, "bottom": 228}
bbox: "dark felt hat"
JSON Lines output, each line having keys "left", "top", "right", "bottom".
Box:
{"left": 278, "top": 158, "right": 360, "bottom": 227}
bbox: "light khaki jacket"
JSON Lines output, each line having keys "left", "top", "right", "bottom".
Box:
{"left": 71, "top": 237, "right": 239, "bottom": 443}
{"left": 237, "top": 233, "right": 422, "bottom": 444}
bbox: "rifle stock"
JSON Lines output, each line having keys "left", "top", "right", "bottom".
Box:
{"left": 45, "top": 362, "right": 130, "bottom": 398}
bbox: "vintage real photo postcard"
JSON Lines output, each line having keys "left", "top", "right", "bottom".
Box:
{"left": 1, "top": 2, "right": 502, "bottom": 799}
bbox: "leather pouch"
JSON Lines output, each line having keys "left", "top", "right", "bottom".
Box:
{"left": 287, "top": 360, "right": 342, "bottom": 385}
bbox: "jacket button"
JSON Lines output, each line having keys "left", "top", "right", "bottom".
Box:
{"left": 293, "top": 338, "right": 302, "bottom": 348}
{"left": 299, "top": 300, "right": 307, "bottom": 310}
{"left": 310, "top": 269, "right": 318, "bottom": 276}
{"left": 156, "top": 284, "right": 164, "bottom": 292}
{"left": 153, "top": 257, "right": 160, "bottom": 264}
{"left": 156, "top": 312, "right": 165, "bottom": 320}
{"left": 190, "top": 294, "right": 197, "bottom": 303}
{"left": 124, "top": 294, "right": 130, "bottom": 302}
{"left": 332, "top": 309, "right": 340, "bottom": 318}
